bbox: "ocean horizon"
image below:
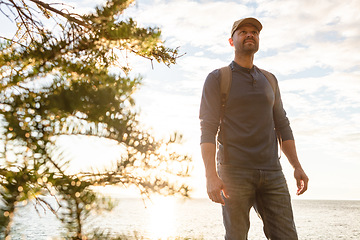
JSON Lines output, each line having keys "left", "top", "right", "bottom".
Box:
{"left": 9, "top": 197, "right": 360, "bottom": 239}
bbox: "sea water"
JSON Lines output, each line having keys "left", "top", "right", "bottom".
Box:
{"left": 9, "top": 198, "right": 360, "bottom": 239}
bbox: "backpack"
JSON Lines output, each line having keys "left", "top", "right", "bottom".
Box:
{"left": 218, "top": 65, "right": 282, "bottom": 161}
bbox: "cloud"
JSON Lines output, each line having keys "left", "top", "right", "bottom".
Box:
{"left": 255, "top": 0, "right": 360, "bottom": 76}
{"left": 280, "top": 72, "right": 360, "bottom": 106}
{"left": 258, "top": 39, "right": 360, "bottom": 75}
{"left": 132, "top": 0, "right": 253, "bottom": 50}
{"left": 257, "top": 0, "right": 360, "bottom": 40}
{"left": 128, "top": 0, "right": 360, "bottom": 82}
{"left": 177, "top": 55, "right": 229, "bottom": 83}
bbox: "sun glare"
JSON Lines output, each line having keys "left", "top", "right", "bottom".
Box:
{"left": 147, "top": 196, "right": 176, "bottom": 239}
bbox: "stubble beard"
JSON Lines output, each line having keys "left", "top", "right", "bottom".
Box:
{"left": 241, "top": 41, "right": 259, "bottom": 55}
{"left": 234, "top": 38, "right": 259, "bottom": 57}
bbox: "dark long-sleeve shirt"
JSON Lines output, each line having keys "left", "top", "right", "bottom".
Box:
{"left": 200, "top": 61, "right": 294, "bottom": 170}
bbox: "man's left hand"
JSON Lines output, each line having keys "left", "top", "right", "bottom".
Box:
{"left": 294, "top": 167, "right": 309, "bottom": 195}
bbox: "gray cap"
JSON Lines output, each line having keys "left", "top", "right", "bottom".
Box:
{"left": 231, "top": 17, "right": 262, "bottom": 36}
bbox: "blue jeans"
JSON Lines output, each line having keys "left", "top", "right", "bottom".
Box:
{"left": 218, "top": 165, "right": 298, "bottom": 240}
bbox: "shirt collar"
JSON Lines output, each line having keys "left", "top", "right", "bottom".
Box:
{"left": 230, "top": 61, "right": 257, "bottom": 73}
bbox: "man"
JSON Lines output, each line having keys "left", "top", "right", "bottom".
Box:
{"left": 199, "top": 17, "right": 309, "bottom": 239}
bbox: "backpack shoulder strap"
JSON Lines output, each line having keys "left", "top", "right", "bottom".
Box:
{"left": 219, "top": 66, "right": 232, "bottom": 122}
{"left": 259, "top": 68, "right": 277, "bottom": 94}
{"left": 218, "top": 66, "right": 232, "bottom": 162}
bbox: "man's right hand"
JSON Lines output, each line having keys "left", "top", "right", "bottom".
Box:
{"left": 201, "top": 143, "right": 229, "bottom": 205}
{"left": 206, "top": 175, "right": 229, "bottom": 205}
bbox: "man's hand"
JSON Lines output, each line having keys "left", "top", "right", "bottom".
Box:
{"left": 294, "top": 167, "right": 309, "bottom": 195}
{"left": 201, "top": 143, "right": 229, "bottom": 205}
{"left": 206, "top": 175, "right": 229, "bottom": 205}
{"left": 281, "top": 140, "right": 309, "bottom": 195}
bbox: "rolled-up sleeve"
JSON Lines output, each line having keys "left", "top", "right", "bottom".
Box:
{"left": 199, "top": 70, "right": 221, "bottom": 144}
{"left": 273, "top": 77, "right": 294, "bottom": 141}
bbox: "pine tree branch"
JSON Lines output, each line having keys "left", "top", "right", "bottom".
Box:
{"left": 0, "top": 36, "right": 27, "bottom": 47}
{"left": 28, "top": 0, "right": 90, "bottom": 28}
{"left": 9, "top": 0, "right": 36, "bottom": 41}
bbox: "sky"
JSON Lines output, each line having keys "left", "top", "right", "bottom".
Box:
{"left": 124, "top": 0, "right": 360, "bottom": 200}
{"left": 2, "top": 0, "right": 360, "bottom": 200}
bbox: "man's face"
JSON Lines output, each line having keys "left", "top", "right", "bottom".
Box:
{"left": 229, "top": 24, "right": 260, "bottom": 55}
